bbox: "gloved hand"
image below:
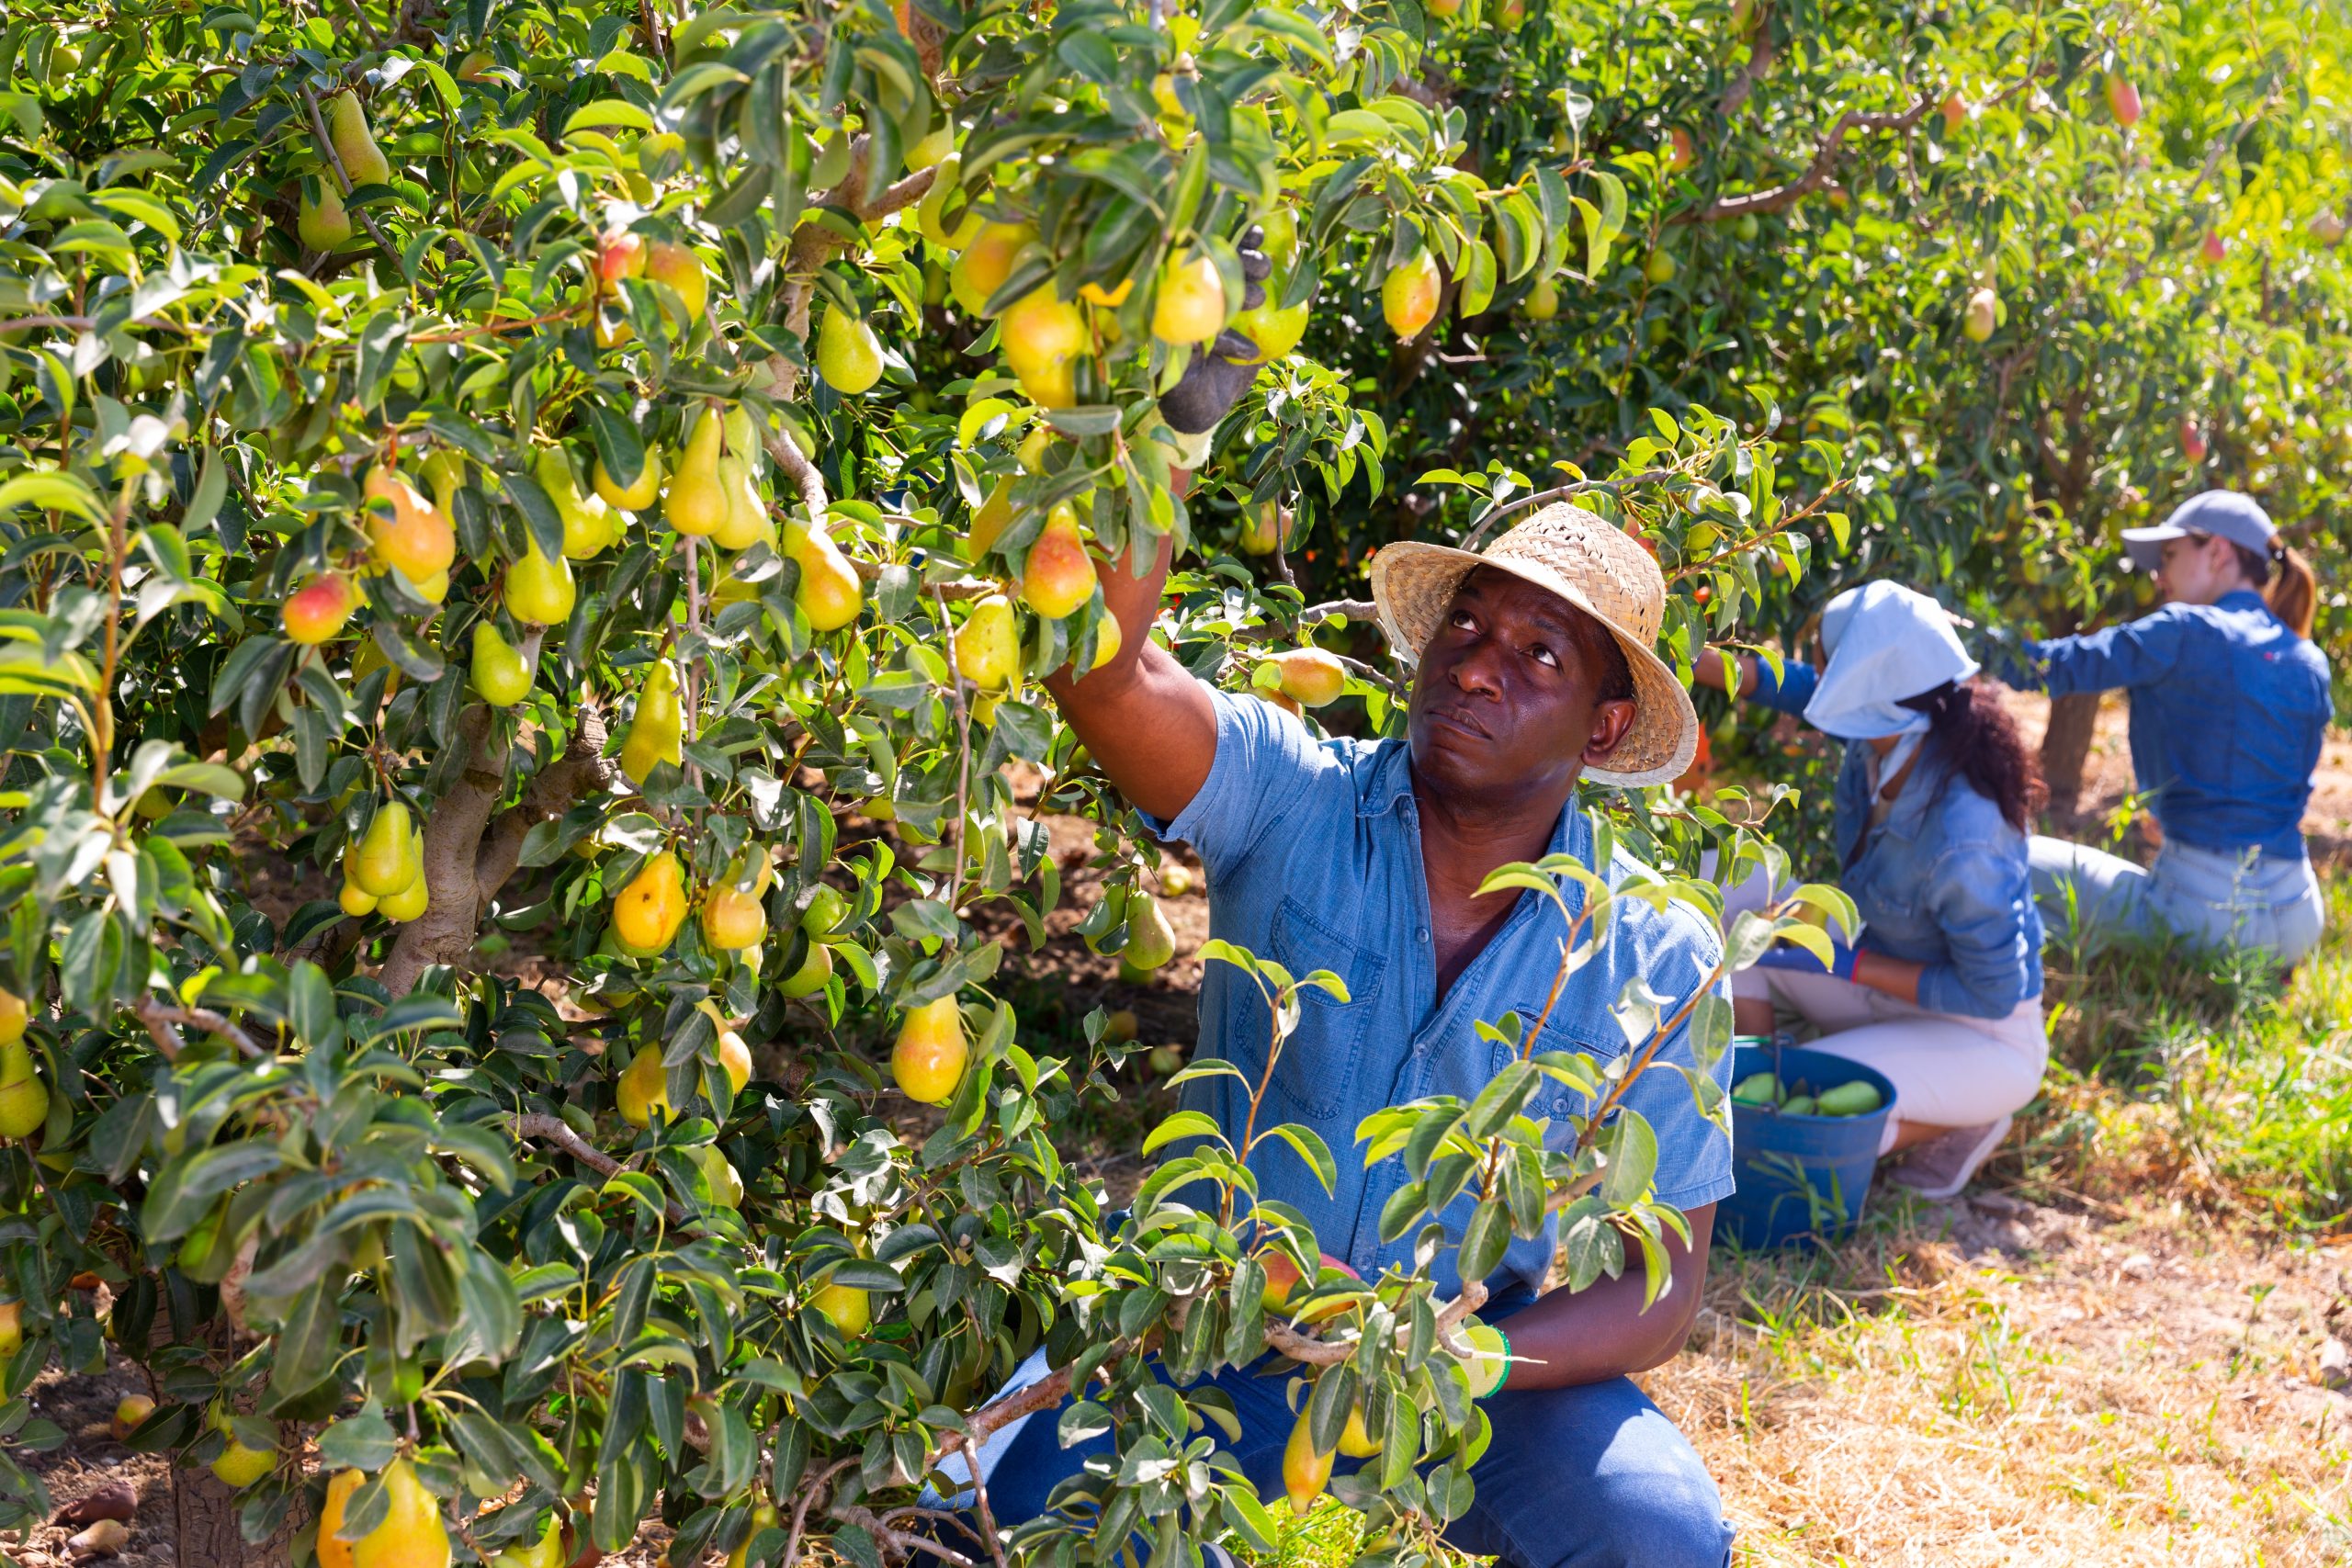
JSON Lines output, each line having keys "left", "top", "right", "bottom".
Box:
{"left": 1970, "top": 621, "right": 2040, "bottom": 689}
{"left": 1749, "top": 938, "right": 1860, "bottom": 980}
{"left": 1157, "top": 227, "right": 1272, "bottom": 467}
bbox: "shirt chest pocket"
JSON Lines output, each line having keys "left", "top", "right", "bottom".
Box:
{"left": 1261, "top": 896, "right": 1388, "bottom": 1121}
{"left": 1846, "top": 840, "right": 1924, "bottom": 931}
{"left": 1482, "top": 1007, "right": 1622, "bottom": 1144}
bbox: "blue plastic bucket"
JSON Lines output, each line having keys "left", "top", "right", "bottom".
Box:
{"left": 1714, "top": 1039, "right": 1899, "bottom": 1249}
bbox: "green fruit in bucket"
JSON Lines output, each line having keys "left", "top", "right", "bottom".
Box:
{"left": 1731, "top": 1072, "right": 1778, "bottom": 1107}
{"left": 1815, "top": 1080, "right": 1883, "bottom": 1117}
{"left": 1780, "top": 1094, "right": 1816, "bottom": 1116}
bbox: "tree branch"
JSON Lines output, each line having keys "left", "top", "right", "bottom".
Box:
{"left": 1715, "top": 3, "right": 1778, "bottom": 122}
{"left": 510, "top": 1112, "right": 691, "bottom": 1228}
{"left": 133, "top": 999, "right": 270, "bottom": 1061}
{"left": 1675, "top": 90, "right": 1938, "bottom": 223}
{"left": 379, "top": 672, "right": 609, "bottom": 998}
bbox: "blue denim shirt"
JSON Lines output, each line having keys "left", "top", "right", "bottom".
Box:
{"left": 1754, "top": 663, "right": 2043, "bottom": 1019}
{"left": 2013, "top": 592, "right": 2330, "bottom": 860}
{"left": 1145, "top": 689, "right": 1735, "bottom": 1302}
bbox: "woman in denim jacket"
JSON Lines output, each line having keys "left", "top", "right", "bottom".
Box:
{"left": 2006, "top": 491, "right": 2328, "bottom": 964}
{"left": 1697, "top": 582, "right": 2048, "bottom": 1199}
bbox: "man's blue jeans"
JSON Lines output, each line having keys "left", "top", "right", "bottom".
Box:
{"left": 977, "top": 1314, "right": 1733, "bottom": 1568}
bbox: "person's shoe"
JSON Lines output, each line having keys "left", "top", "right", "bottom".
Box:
{"left": 1886, "top": 1114, "right": 2012, "bottom": 1201}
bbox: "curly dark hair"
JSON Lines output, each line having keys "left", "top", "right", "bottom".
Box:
{"left": 1897, "top": 678, "right": 2048, "bottom": 832}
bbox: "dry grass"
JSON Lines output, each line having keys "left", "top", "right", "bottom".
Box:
{"left": 1657, "top": 1194, "right": 2352, "bottom": 1566}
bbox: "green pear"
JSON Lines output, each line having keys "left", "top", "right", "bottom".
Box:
{"left": 470, "top": 622, "right": 533, "bottom": 707}
{"left": 350, "top": 801, "right": 414, "bottom": 897}
{"left": 0, "top": 1041, "right": 47, "bottom": 1140}
{"left": 326, "top": 92, "right": 392, "bottom": 186}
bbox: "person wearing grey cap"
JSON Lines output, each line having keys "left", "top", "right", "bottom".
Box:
{"left": 2003, "top": 490, "right": 2329, "bottom": 963}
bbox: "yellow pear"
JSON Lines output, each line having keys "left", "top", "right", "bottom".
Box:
{"left": 1079, "top": 608, "right": 1122, "bottom": 675}
{"left": 211, "top": 1436, "right": 277, "bottom": 1490}
{"left": 667, "top": 407, "right": 728, "bottom": 537}
{"left": 377, "top": 831, "right": 429, "bottom": 923}
{"left": 1281, "top": 1407, "right": 1333, "bottom": 1516}
{"left": 949, "top": 222, "right": 1035, "bottom": 318}
{"left": 486, "top": 1517, "right": 563, "bottom": 1568}
{"left": 111, "top": 1393, "right": 155, "bottom": 1443}
{"left": 645, "top": 240, "right": 709, "bottom": 333}
{"left": 1124, "top": 889, "right": 1177, "bottom": 970}
{"left": 593, "top": 446, "right": 662, "bottom": 512}
{"left": 890, "top": 995, "right": 968, "bottom": 1104}
{"left": 717, "top": 1024, "right": 753, "bottom": 1093}
{"left": 1523, "top": 277, "right": 1560, "bottom": 321}
{"left": 326, "top": 92, "right": 392, "bottom": 186}
{"left": 614, "top": 852, "right": 687, "bottom": 954}
{"left": 0, "top": 987, "right": 27, "bottom": 1045}
{"left": 726, "top": 1504, "right": 783, "bottom": 1568}
{"left": 701, "top": 881, "right": 767, "bottom": 951}
{"left": 815, "top": 309, "right": 885, "bottom": 394}
{"left": 1383, "top": 246, "right": 1442, "bottom": 340}
{"left": 470, "top": 622, "right": 533, "bottom": 707}
{"left": 0, "top": 1041, "right": 47, "bottom": 1140}
{"left": 619, "top": 662, "right": 684, "bottom": 787}
{"left": 784, "top": 525, "right": 864, "bottom": 631}
{"left": 1152, "top": 254, "right": 1227, "bottom": 344}
{"left": 351, "top": 1458, "right": 450, "bottom": 1568}
{"left": 1017, "top": 425, "right": 1057, "bottom": 475}
{"left": 504, "top": 538, "right": 575, "bottom": 626}
{"left": 967, "top": 480, "right": 1014, "bottom": 559}
{"left": 1000, "top": 288, "right": 1088, "bottom": 374}
{"left": 284, "top": 572, "right": 362, "bottom": 644}
{"left": 297, "top": 182, "right": 355, "bottom": 251}
{"left": 953, "top": 594, "right": 1021, "bottom": 690}
{"left": 1230, "top": 296, "right": 1308, "bottom": 362}
{"left": 0, "top": 1301, "right": 18, "bottom": 1356}
{"left": 351, "top": 802, "right": 414, "bottom": 897}
{"left": 362, "top": 468, "right": 457, "bottom": 586}
{"left": 712, "top": 456, "right": 774, "bottom": 551}
{"left": 616, "top": 1042, "right": 673, "bottom": 1127}
{"left": 536, "top": 448, "right": 616, "bottom": 559}
{"left": 1013, "top": 353, "right": 1077, "bottom": 410}
{"left": 317, "top": 1468, "right": 364, "bottom": 1568}
{"left": 1272, "top": 648, "right": 1346, "bottom": 708}
{"left": 810, "top": 1280, "right": 871, "bottom": 1337}
{"left": 695, "top": 1143, "right": 744, "bottom": 1207}
{"left": 776, "top": 939, "right": 833, "bottom": 998}
{"left": 339, "top": 876, "right": 377, "bottom": 918}
{"left": 1019, "top": 503, "right": 1097, "bottom": 620}
{"left": 1337, "top": 1403, "right": 1382, "bottom": 1458}
{"left": 917, "top": 156, "right": 981, "bottom": 248}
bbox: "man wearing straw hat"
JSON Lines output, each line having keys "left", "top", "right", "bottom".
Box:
{"left": 985, "top": 502, "right": 1739, "bottom": 1564}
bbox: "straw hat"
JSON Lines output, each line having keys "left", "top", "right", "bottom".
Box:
{"left": 1369, "top": 502, "right": 1700, "bottom": 787}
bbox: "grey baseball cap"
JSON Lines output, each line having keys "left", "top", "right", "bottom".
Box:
{"left": 2120, "top": 490, "right": 2277, "bottom": 573}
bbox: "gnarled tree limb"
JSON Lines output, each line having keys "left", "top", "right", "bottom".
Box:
{"left": 1676, "top": 90, "right": 1938, "bottom": 224}
{"left": 379, "top": 682, "right": 612, "bottom": 998}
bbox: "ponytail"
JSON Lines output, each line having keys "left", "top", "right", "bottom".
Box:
{"left": 1897, "top": 678, "right": 2048, "bottom": 834}
{"left": 2227, "top": 539, "right": 2318, "bottom": 638}
{"left": 2269, "top": 544, "right": 2317, "bottom": 639}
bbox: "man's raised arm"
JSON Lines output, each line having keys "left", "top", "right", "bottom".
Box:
{"left": 1040, "top": 522, "right": 1217, "bottom": 824}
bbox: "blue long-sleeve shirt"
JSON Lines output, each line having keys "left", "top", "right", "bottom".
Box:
{"left": 2009, "top": 591, "right": 2330, "bottom": 860}
{"left": 1752, "top": 660, "right": 2043, "bottom": 1018}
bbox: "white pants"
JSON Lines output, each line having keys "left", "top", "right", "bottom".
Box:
{"left": 1724, "top": 867, "right": 2050, "bottom": 1139}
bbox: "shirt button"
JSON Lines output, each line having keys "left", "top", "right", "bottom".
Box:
{"left": 1416, "top": 927, "right": 1430, "bottom": 942}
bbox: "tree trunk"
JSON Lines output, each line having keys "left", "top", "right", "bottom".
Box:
{"left": 2040, "top": 690, "right": 2102, "bottom": 819}
{"left": 174, "top": 1466, "right": 301, "bottom": 1567}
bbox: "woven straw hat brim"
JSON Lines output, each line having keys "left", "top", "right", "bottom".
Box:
{"left": 1370, "top": 539, "right": 1700, "bottom": 788}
